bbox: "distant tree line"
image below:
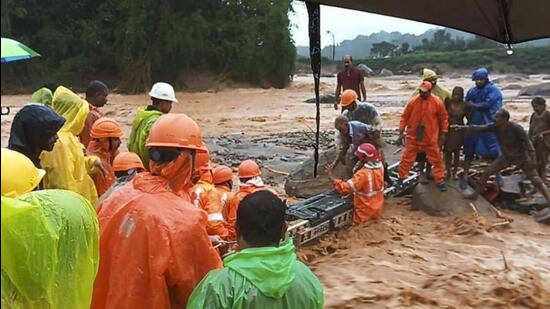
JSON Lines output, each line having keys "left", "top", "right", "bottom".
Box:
{"left": 370, "top": 29, "right": 500, "bottom": 58}
{"left": 1, "top": 0, "right": 295, "bottom": 92}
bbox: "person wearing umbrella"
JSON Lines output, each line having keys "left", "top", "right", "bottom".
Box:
{"left": 79, "top": 80, "right": 110, "bottom": 148}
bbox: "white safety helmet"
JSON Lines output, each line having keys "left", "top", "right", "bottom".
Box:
{"left": 149, "top": 82, "right": 178, "bottom": 102}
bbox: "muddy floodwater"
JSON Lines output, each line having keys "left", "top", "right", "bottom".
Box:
{"left": 2, "top": 74, "right": 549, "bottom": 308}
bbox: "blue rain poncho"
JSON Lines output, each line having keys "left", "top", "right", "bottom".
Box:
{"left": 464, "top": 68, "right": 503, "bottom": 158}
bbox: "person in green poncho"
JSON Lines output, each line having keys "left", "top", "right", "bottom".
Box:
{"left": 1, "top": 148, "right": 99, "bottom": 309}
{"left": 128, "top": 82, "right": 178, "bottom": 169}
{"left": 187, "top": 190, "right": 324, "bottom": 309}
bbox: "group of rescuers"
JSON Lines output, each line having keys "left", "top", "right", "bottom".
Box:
{"left": 2, "top": 60, "right": 549, "bottom": 308}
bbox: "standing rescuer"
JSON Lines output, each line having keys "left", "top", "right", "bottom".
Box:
{"left": 86, "top": 117, "right": 124, "bottom": 197}
{"left": 40, "top": 86, "right": 107, "bottom": 204}
{"left": 190, "top": 149, "right": 228, "bottom": 239}
{"left": 96, "top": 151, "right": 145, "bottom": 208}
{"left": 398, "top": 81, "right": 449, "bottom": 191}
{"left": 335, "top": 55, "right": 367, "bottom": 110}
{"left": 1, "top": 148, "right": 99, "bottom": 309}
{"left": 329, "top": 143, "right": 385, "bottom": 224}
{"left": 225, "top": 159, "right": 267, "bottom": 240}
{"left": 92, "top": 113, "right": 222, "bottom": 309}
{"left": 8, "top": 103, "right": 65, "bottom": 169}
{"left": 128, "top": 82, "right": 178, "bottom": 169}
{"left": 187, "top": 190, "right": 324, "bottom": 308}
{"left": 79, "top": 80, "right": 109, "bottom": 148}
{"left": 212, "top": 165, "right": 235, "bottom": 225}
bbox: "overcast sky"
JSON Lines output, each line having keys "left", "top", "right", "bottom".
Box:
{"left": 290, "top": 1, "right": 436, "bottom": 47}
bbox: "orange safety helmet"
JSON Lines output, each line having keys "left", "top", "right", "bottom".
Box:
{"left": 194, "top": 147, "right": 212, "bottom": 171}
{"left": 238, "top": 159, "right": 261, "bottom": 178}
{"left": 90, "top": 118, "right": 124, "bottom": 139}
{"left": 340, "top": 89, "right": 358, "bottom": 107}
{"left": 212, "top": 165, "right": 233, "bottom": 185}
{"left": 113, "top": 152, "right": 145, "bottom": 172}
{"left": 145, "top": 113, "right": 207, "bottom": 152}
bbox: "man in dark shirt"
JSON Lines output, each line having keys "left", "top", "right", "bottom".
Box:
{"left": 335, "top": 55, "right": 367, "bottom": 110}
{"left": 453, "top": 109, "right": 550, "bottom": 206}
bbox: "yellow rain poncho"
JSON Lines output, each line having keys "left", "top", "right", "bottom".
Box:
{"left": 40, "top": 86, "right": 100, "bottom": 204}
{"left": 410, "top": 68, "right": 452, "bottom": 103}
{"left": 1, "top": 189, "right": 99, "bottom": 308}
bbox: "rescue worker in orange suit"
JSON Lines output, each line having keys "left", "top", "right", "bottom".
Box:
{"left": 190, "top": 150, "right": 228, "bottom": 240}
{"left": 212, "top": 165, "right": 235, "bottom": 229}
{"left": 329, "top": 143, "right": 385, "bottom": 224}
{"left": 92, "top": 114, "right": 222, "bottom": 309}
{"left": 86, "top": 118, "right": 124, "bottom": 197}
{"left": 224, "top": 160, "right": 266, "bottom": 240}
{"left": 96, "top": 151, "right": 145, "bottom": 208}
{"left": 398, "top": 81, "right": 449, "bottom": 191}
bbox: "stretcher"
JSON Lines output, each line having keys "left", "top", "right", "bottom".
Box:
{"left": 286, "top": 161, "right": 418, "bottom": 246}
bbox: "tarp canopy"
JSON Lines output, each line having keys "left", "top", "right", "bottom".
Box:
{"left": 303, "top": 0, "right": 550, "bottom": 45}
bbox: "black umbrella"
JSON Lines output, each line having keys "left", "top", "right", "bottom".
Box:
{"left": 302, "top": 0, "right": 550, "bottom": 176}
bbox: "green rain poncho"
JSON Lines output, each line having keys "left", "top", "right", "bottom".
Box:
{"left": 30, "top": 88, "right": 53, "bottom": 106}
{"left": 186, "top": 238, "right": 324, "bottom": 309}
{"left": 1, "top": 189, "right": 100, "bottom": 308}
{"left": 127, "top": 107, "right": 163, "bottom": 169}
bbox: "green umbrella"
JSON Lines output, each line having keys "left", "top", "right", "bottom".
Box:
{"left": 1, "top": 37, "right": 40, "bottom": 63}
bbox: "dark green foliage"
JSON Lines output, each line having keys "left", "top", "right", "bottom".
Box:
{"left": 1, "top": 0, "right": 295, "bottom": 93}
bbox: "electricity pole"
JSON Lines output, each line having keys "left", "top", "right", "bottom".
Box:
{"left": 326, "top": 30, "right": 335, "bottom": 61}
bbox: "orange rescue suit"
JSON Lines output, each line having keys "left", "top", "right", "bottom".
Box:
{"left": 92, "top": 172, "right": 222, "bottom": 309}
{"left": 190, "top": 172, "right": 228, "bottom": 239}
{"left": 86, "top": 139, "right": 117, "bottom": 197}
{"left": 215, "top": 185, "right": 234, "bottom": 227}
{"left": 224, "top": 185, "right": 265, "bottom": 240}
{"left": 398, "top": 94, "right": 448, "bottom": 182}
{"left": 334, "top": 163, "right": 385, "bottom": 224}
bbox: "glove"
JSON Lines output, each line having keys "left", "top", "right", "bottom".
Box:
{"left": 397, "top": 133, "right": 406, "bottom": 147}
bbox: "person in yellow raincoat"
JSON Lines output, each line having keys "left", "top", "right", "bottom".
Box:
{"left": 40, "top": 86, "right": 106, "bottom": 204}
{"left": 328, "top": 143, "right": 385, "bottom": 224}
{"left": 92, "top": 114, "right": 222, "bottom": 309}
{"left": 190, "top": 149, "right": 228, "bottom": 239}
{"left": 128, "top": 82, "right": 178, "bottom": 169}
{"left": 1, "top": 148, "right": 99, "bottom": 309}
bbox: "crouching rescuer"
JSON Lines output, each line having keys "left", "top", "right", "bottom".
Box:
{"left": 328, "top": 143, "right": 385, "bottom": 224}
